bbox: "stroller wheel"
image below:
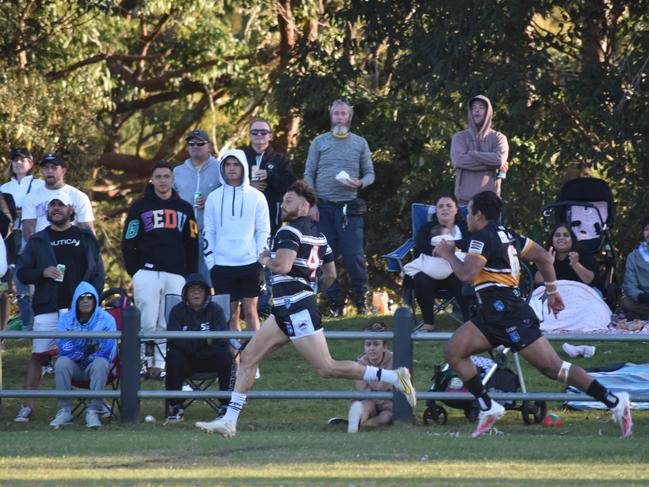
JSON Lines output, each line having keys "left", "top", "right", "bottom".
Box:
{"left": 521, "top": 400, "right": 547, "bottom": 425}
{"left": 423, "top": 405, "right": 448, "bottom": 425}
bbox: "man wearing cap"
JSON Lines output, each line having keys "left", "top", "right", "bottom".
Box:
{"left": 240, "top": 118, "right": 295, "bottom": 316}
{"left": 13, "top": 190, "right": 104, "bottom": 423}
{"left": 1, "top": 148, "right": 45, "bottom": 332}
{"left": 173, "top": 129, "right": 221, "bottom": 285}
{"left": 304, "top": 98, "right": 374, "bottom": 316}
{"left": 450, "top": 95, "right": 509, "bottom": 209}
{"left": 21, "top": 153, "right": 95, "bottom": 240}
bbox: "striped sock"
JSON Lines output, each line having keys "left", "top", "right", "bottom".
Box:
{"left": 223, "top": 392, "right": 247, "bottom": 425}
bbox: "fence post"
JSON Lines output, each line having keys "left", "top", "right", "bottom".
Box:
{"left": 120, "top": 306, "right": 141, "bottom": 423}
{"left": 392, "top": 306, "right": 414, "bottom": 422}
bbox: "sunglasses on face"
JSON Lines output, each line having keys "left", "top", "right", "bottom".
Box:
{"left": 250, "top": 130, "right": 271, "bottom": 136}
{"left": 187, "top": 142, "right": 207, "bottom": 147}
{"left": 79, "top": 293, "right": 95, "bottom": 301}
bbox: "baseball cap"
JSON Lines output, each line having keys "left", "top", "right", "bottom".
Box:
{"left": 48, "top": 190, "right": 72, "bottom": 206}
{"left": 185, "top": 129, "right": 210, "bottom": 143}
{"left": 10, "top": 148, "right": 33, "bottom": 161}
{"left": 39, "top": 153, "right": 66, "bottom": 167}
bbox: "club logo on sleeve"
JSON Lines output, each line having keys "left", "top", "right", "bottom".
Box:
{"left": 468, "top": 240, "right": 485, "bottom": 254}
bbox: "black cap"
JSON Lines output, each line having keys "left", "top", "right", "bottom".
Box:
{"left": 185, "top": 129, "right": 210, "bottom": 143}
{"left": 10, "top": 148, "right": 33, "bottom": 161}
{"left": 39, "top": 153, "right": 66, "bottom": 167}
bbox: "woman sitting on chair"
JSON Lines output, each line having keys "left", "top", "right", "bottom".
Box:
{"left": 534, "top": 223, "right": 600, "bottom": 290}
{"left": 410, "top": 194, "right": 469, "bottom": 332}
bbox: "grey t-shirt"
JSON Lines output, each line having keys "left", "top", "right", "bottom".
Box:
{"left": 304, "top": 132, "right": 374, "bottom": 202}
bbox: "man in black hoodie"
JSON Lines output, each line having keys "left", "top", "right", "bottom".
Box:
{"left": 165, "top": 273, "right": 233, "bottom": 421}
{"left": 122, "top": 161, "right": 199, "bottom": 379}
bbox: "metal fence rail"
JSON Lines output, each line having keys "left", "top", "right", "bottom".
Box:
{"left": 1, "top": 306, "right": 648, "bottom": 423}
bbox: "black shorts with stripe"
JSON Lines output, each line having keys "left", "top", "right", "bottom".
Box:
{"left": 471, "top": 295, "right": 542, "bottom": 352}
{"left": 272, "top": 297, "right": 323, "bottom": 340}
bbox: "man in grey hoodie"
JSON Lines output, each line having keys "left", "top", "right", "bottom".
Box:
{"left": 621, "top": 216, "right": 649, "bottom": 319}
{"left": 450, "top": 95, "right": 509, "bottom": 208}
{"left": 173, "top": 129, "right": 221, "bottom": 285}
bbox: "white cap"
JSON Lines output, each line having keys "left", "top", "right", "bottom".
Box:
{"left": 48, "top": 190, "right": 72, "bottom": 206}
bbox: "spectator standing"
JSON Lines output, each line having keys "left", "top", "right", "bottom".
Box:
{"left": 14, "top": 191, "right": 104, "bottom": 422}
{"left": 621, "top": 216, "right": 649, "bottom": 319}
{"left": 173, "top": 129, "right": 221, "bottom": 285}
{"left": 165, "top": 273, "right": 233, "bottom": 422}
{"left": 49, "top": 281, "right": 117, "bottom": 429}
{"left": 451, "top": 95, "right": 509, "bottom": 209}
{"left": 21, "top": 153, "right": 95, "bottom": 238}
{"left": 122, "top": 161, "right": 199, "bottom": 379}
{"left": 0, "top": 186, "right": 17, "bottom": 331}
{"left": 1, "top": 148, "right": 44, "bottom": 332}
{"left": 304, "top": 98, "right": 374, "bottom": 315}
{"left": 241, "top": 118, "right": 296, "bottom": 315}
{"left": 203, "top": 149, "right": 270, "bottom": 333}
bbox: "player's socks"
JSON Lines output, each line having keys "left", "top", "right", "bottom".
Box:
{"left": 465, "top": 374, "right": 492, "bottom": 411}
{"left": 587, "top": 380, "right": 619, "bottom": 408}
{"left": 223, "top": 392, "right": 247, "bottom": 425}
{"left": 363, "top": 366, "right": 398, "bottom": 385}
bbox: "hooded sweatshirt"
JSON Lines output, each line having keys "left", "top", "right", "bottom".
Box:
{"left": 122, "top": 183, "right": 199, "bottom": 277}
{"left": 56, "top": 281, "right": 117, "bottom": 369}
{"left": 203, "top": 149, "right": 270, "bottom": 268}
{"left": 172, "top": 154, "right": 221, "bottom": 230}
{"left": 450, "top": 95, "right": 509, "bottom": 205}
{"left": 622, "top": 242, "right": 649, "bottom": 300}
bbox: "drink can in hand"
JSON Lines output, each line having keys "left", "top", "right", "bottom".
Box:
{"left": 193, "top": 192, "right": 202, "bottom": 207}
{"left": 55, "top": 264, "right": 66, "bottom": 282}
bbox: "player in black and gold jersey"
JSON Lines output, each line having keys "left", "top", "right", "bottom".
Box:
{"left": 435, "top": 191, "right": 632, "bottom": 439}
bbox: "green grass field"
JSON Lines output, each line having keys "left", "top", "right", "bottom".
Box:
{"left": 1, "top": 314, "right": 648, "bottom": 486}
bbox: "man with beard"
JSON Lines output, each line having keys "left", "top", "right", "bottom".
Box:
{"left": 21, "top": 153, "right": 95, "bottom": 239}
{"left": 13, "top": 191, "right": 104, "bottom": 423}
{"left": 450, "top": 95, "right": 509, "bottom": 210}
{"left": 195, "top": 180, "right": 415, "bottom": 438}
{"left": 304, "top": 98, "right": 374, "bottom": 316}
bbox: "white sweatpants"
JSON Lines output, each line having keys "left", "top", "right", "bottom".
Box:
{"left": 132, "top": 269, "right": 185, "bottom": 369}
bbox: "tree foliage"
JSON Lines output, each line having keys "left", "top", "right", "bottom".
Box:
{"left": 1, "top": 0, "right": 648, "bottom": 291}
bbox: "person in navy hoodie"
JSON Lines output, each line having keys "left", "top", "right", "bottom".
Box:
{"left": 49, "top": 281, "right": 117, "bottom": 429}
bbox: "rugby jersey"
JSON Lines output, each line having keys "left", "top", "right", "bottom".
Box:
{"left": 270, "top": 216, "right": 334, "bottom": 309}
{"left": 466, "top": 221, "right": 532, "bottom": 298}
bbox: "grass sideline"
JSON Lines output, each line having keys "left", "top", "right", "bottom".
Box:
{"left": 1, "top": 313, "right": 648, "bottom": 486}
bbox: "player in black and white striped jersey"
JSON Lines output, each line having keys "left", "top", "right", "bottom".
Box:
{"left": 196, "top": 180, "right": 416, "bottom": 438}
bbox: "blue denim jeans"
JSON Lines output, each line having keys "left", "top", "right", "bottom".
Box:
{"left": 317, "top": 203, "right": 369, "bottom": 306}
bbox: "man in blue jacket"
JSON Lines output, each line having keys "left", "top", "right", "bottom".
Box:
{"left": 50, "top": 281, "right": 117, "bottom": 428}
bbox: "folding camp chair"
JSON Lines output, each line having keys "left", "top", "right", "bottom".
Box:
{"left": 383, "top": 203, "right": 467, "bottom": 325}
{"left": 163, "top": 293, "right": 233, "bottom": 416}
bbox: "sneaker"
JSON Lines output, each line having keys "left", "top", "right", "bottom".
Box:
{"left": 472, "top": 401, "right": 506, "bottom": 438}
{"left": 394, "top": 367, "right": 417, "bottom": 408}
{"left": 166, "top": 406, "right": 185, "bottom": 423}
{"left": 50, "top": 408, "right": 74, "bottom": 428}
{"left": 347, "top": 401, "right": 363, "bottom": 433}
{"left": 195, "top": 417, "right": 236, "bottom": 438}
{"left": 140, "top": 363, "right": 149, "bottom": 380}
{"left": 14, "top": 405, "right": 32, "bottom": 423}
{"left": 255, "top": 368, "right": 261, "bottom": 380}
{"left": 42, "top": 364, "right": 54, "bottom": 376}
{"left": 611, "top": 392, "right": 633, "bottom": 438}
{"left": 85, "top": 409, "right": 102, "bottom": 428}
{"left": 149, "top": 367, "right": 165, "bottom": 380}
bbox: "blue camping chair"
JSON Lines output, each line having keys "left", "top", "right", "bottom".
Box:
{"left": 382, "top": 203, "right": 468, "bottom": 326}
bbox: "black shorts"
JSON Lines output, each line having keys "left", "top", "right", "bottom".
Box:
{"left": 272, "top": 299, "right": 323, "bottom": 340}
{"left": 211, "top": 263, "right": 263, "bottom": 301}
{"left": 472, "top": 296, "right": 542, "bottom": 352}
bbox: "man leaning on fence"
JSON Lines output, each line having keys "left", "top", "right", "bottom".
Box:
{"left": 49, "top": 281, "right": 117, "bottom": 429}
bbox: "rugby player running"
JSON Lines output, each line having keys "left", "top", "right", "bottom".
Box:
{"left": 434, "top": 190, "right": 632, "bottom": 438}
{"left": 196, "top": 180, "right": 415, "bottom": 437}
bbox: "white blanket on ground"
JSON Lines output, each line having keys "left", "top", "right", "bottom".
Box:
{"left": 530, "top": 280, "right": 611, "bottom": 332}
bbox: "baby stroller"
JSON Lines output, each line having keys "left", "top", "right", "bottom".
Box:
{"left": 542, "top": 177, "right": 617, "bottom": 307}
{"left": 422, "top": 351, "right": 547, "bottom": 426}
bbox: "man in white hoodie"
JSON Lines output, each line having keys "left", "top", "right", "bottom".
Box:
{"left": 203, "top": 149, "right": 270, "bottom": 332}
